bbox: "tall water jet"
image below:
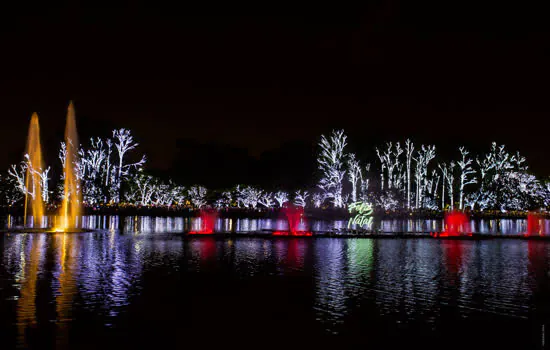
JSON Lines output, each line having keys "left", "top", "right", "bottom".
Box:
{"left": 24, "top": 113, "right": 45, "bottom": 227}
{"left": 59, "top": 102, "right": 82, "bottom": 230}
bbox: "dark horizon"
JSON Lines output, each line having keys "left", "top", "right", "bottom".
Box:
{"left": 1, "top": 2, "right": 549, "bottom": 186}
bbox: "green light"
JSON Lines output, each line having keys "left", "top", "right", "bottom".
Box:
{"left": 348, "top": 201, "right": 373, "bottom": 229}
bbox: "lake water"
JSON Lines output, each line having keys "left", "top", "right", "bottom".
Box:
{"left": 1, "top": 216, "right": 550, "bottom": 349}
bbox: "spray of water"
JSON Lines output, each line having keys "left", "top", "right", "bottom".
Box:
{"left": 58, "top": 102, "right": 82, "bottom": 230}
{"left": 24, "top": 113, "right": 45, "bottom": 227}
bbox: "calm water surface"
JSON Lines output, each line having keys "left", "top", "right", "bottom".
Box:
{"left": 1, "top": 216, "right": 550, "bottom": 349}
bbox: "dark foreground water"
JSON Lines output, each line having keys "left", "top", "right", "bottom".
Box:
{"left": 1, "top": 228, "right": 550, "bottom": 349}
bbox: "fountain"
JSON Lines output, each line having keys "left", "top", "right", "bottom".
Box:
{"left": 273, "top": 202, "right": 312, "bottom": 236}
{"left": 24, "top": 113, "right": 45, "bottom": 227}
{"left": 57, "top": 102, "right": 82, "bottom": 231}
{"left": 2, "top": 103, "right": 86, "bottom": 234}
{"left": 188, "top": 208, "right": 217, "bottom": 234}
{"left": 525, "top": 212, "right": 544, "bottom": 237}
{"left": 432, "top": 210, "right": 472, "bottom": 238}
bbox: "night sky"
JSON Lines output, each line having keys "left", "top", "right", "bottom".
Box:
{"left": 1, "top": 2, "right": 548, "bottom": 188}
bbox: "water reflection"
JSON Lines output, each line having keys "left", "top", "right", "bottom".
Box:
{"left": 15, "top": 234, "right": 45, "bottom": 348}
{"left": 1, "top": 223, "right": 549, "bottom": 348}
{"left": 1, "top": 215, "right": 550, "bottom": 235}
{"left": 54, "top": 234, "right": 78, "bottom": 349}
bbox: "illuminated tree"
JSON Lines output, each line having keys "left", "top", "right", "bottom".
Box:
{"left": 79, "top": 138, "right": 108, "bottom": 204}
{"left": 258, "top": 192, "right": 275, "bottom": 208}
{"left": 457, "top": 146, "right": 477, "bottom": 209}
{"left": 112, "top": 129, "right": 146, "bottom": 203}
{"left": 498, "top": 172, "right": 545, "bottom": 210}
{"left": 235, "top": 185, "right": 262, "bottom": 209}
{"left": 376, "top": 142, "right": 403, "bottom": 190}
{"left": 466, "top": 142, "right": 540, "bottom": 211}
{"left": 188, "top": 185, "right": 208, "bottom": 208}
{"left": 318, "top": 129, "right": 347, "bottom": 208}
{"left": 404, "top": 139, "right": 414, "bottom": 209}
{"left": 58, "top": 140, "right": 89, "bottom": 202}
{"left": 2, "top": 175, "right": 23, "bottom": 205}
{"left": 414, "top": 145, "right": 436, "bottom": 208}
{"left": 139, "top": 177, "right": 156, "bottom": 205}
{"left": 377, "top": 191, "right": 399, "bottom": 210}
{"left": 294, "top": 190, "right": 309, "bottom": 208}
{"left": 8, "top": 154, "right": 49, "bottom": 202}
{"left": 439, "top": 162, "right": 456, "bottom": 210}
{"left": 424, "top": 170, "right": 440, "bottom": 210}
{"left": 312, "top": 192, "right": 325, "bottom": 208}
{"left": 544, "top": 182, "right": 550, "bottom": 208}
{"left": 274, "top": 190, "right": 289, "bottom": 207}
{"left": 347, "top": 153, "right": 362, "bottom": 202}
{"left": 138, "top": 179, "right": 184, "bottom": 207}
{"left": 8, "top": 162, "right": 27, "bottom": 197}
{"left": 359, "top": 164, "right": 371, "bottom": 201}
{"left": 215, "top": 191, "right": 233, "bottom": 208}
{"left": 40, "top": 167, "right": 50, "bottom": 203}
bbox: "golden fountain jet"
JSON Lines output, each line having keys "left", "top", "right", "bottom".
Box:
{"left": 24, "top": 113, "right": 45, "bottom": 227}
{"left": 58, "top": 102, "right": 82, "bottom": 231}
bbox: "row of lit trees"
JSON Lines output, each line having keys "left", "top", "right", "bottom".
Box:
{"left": 2, "top": 128, "right": 549, "bottom": 212}
{"left": 316, "top": 129, "right": 550, "bottom": 211}
{"left": 5, "top": 128, "right": 147, "bottom": 206}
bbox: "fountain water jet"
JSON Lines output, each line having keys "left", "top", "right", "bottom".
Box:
{"left": 189, "top": 208, "right": 217, "bottom": 234}
{"left": 273, "top": 202, "right": 312, "bottom": 236}
{"left": 58, "top": 102, "right": 82, "bottom": 231}
{"left": 432, "top": 210, "right": 472, "bottom": 237}
{"left": 24, "top": 113, "right": 45, "bottom": 227}
{"left": 525, "top": 212, "right": 545, "bottom": 237}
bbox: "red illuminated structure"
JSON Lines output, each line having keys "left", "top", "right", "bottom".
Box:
{"left": 189, "top": 208, "right": 217, "bottom": 235}
{"left": 525, "top": 212, "right": 544, "bottom": 237}
{"left": 272, "top": 202, "right": 312, "bottom": 237}
{"left": 431, "top": 210, "right": 472, "bottom": 237}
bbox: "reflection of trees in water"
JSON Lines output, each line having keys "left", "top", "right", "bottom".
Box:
{"left": 445, "top": 241, "right": 531, "bottom": 319}
{"left": 313, "top": 239, "right": 346, "bottom": 330}
{"left": 78, "top": 232, "right": 145, "bottom": 319}
{"left": 60, "top": 215, "right": 550, "bottom": 235}
{"left": 271, "top": 239, "right": 307, "bottom": 274}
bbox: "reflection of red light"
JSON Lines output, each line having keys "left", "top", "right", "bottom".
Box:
{"left": 189, "top": 209, "right": 217, "bottom": 235}
{"left": 272, "top": 230, "right": 312, "bottom": 237}
{"left": 189, "top": 230, "right": 214, "bottom": 235}
{"left": 444, "top": 240, "right": 463, "bottom": 276}
{"left": 200, "top": 237, "right": 216, "bottom": 260}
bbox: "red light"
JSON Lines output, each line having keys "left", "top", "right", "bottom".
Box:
{"left": 435, "top": 210, "right": 471, "bottom": 238}
{"left": 272, "top": 202, "right": 312, "bottom": 237}
{"left": 273, "top": 230, "right": 312, "bottom": 237}
{"left": 188, "top": 230, "right": 214, "bottom": 235}
{"left": 525, "top": 212, "right": 543, "bottom": 237}
{"left": 188, "top": 208, "right": 217, "bottom": 235}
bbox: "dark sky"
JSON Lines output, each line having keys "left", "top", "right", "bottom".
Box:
{"left": 0, "top": 2, "right": 549, "bottom": 187}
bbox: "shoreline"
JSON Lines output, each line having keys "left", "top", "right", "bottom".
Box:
{"left": 180, "top": 231, "right": 550, "bottom": 240}
{"left": 0, "top": 228, "right": 547, "bottom": 240}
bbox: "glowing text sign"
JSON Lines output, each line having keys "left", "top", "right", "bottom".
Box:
{"left": 348, "top": 201, "right": 374, "bottom": 229}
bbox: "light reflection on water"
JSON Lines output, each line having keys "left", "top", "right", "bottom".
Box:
{"left": 2, "top": 215, "right": 549, "bottom": 235}
{"left": 1, "top": 217, "right": 550, "bottom": 348}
